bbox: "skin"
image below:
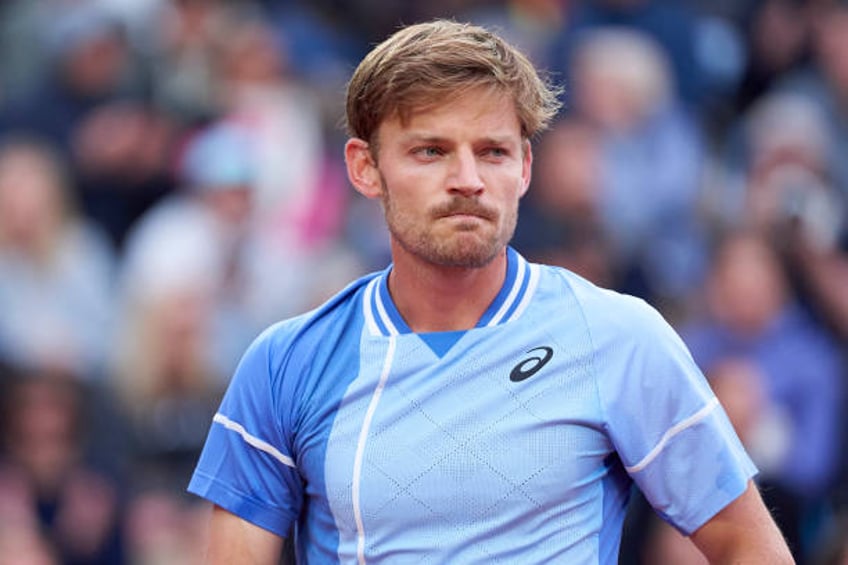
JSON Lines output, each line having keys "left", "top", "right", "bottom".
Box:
{"left": 346, "top": 87, "right": 532, "bottom": 332}
{"left": 203, "top": 86, "right": 793, "bottom": 564}
{"left": 690, "top": 480, "right": 794, "bottom": 563}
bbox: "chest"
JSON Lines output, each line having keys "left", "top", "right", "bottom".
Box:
{"left": 305, "top": 327, "right": 614, "bottom": 538}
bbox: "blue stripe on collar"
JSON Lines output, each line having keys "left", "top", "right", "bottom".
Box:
{"left": 366, "top": 247, "right": 532, "bottom": 336}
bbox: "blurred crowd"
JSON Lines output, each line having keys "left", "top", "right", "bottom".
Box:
{"left": 0, "top": 0, "right": 846, "bottom": 563}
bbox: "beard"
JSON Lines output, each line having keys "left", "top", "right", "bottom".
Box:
{"left": 378, "top": 174, "right": 519, "bottom": 268}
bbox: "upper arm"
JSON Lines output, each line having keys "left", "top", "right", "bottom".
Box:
{"left": 595, "top": 296, "right": 758, "bottom": 532}
{"left": 206, "top": 505, "right": 285, "bottom": 565}
{"left": 689, "top": 480, "right": 793, "bottom": 564}
{"left": 188, "top": 327, "right": 305, "bottom": 537}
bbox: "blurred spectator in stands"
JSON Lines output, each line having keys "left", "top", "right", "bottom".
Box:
{"left": 0, "top": 136, "right": 116, "bottom": 379}
{"left": 549, "top": 0, "right": 703, "bottom": 108}
{"left": 565, "top": 27, "right": 708, "bottom": 314}
{"left": 463, "top": 0, "right": 573, "bottom": 69}
{"left": 513, "top": 116, "right": 615, "bottom": 288}
{"left": 0, "top": 2, "right": 138, "bottom": 146}
{"left": 714, "top": 89, "right": 847, "bottom": 340}
{"left": 774, "top": 0, "right": 848, "bottom": 201}
{"left": 0, "top": 372, "right": 124, "bottom": 564}
{"left": 746, "top": 93, "right": 842, "bottom": 248}
{"left": 212, "top": 10, "right": 349, "bottom": 255}
{"left": 0, "top": 1, "right": 177, "bottom": 249}
{"left": 70, "top": 98, "right": 178, "bottom": 251}
{"left": 732, "top": 0, "right": 812, "bottom": 118}
{"left": 123, "top": 488, "right": 208, "bottom": 565}
{"left": 270, "top": 1, "right": 367, "bottom": 105}
{"left": 213, "top": 11, "right": 366, "bottom": 312}
{"left": 680, "top": 230, "right": 844, "bottom": 561}
{"left": 114, "top": 122, "right": 255, "bottom": 492}
{"left": 116, "top": 119, "right": 360, "bottom": 492}
{"left": 146, "top": 0, "right": 230, "bottom": 125}
{"left": 765, "top": 1, "right": 848, "bottom": 347}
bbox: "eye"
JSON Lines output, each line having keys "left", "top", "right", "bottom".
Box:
{"left": 412, "top": 145, "right": 445, "bottom": 161}
{"left": 483, "top": 146, "right": 509, "bottom": 159}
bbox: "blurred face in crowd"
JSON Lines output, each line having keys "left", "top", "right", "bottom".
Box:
{"left": 347, "top": 87, "right": 532, "bottom": 269}
{"left": 812, "top": 4, "right": 848, "bottom": 94}
{"left": 4, "top": 377, "right": 81, "bottom": 489}
{"left": 62, "top": 31, "right": 128, "bottom": 96}
{"left": 707, "top": 233, "right": 787, "bottom": 336}
{"left": 0, "top": 144, "right": 67, "bottom": 255}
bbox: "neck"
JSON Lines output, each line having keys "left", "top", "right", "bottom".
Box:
{"left": 387, "top": 245, "right": 508, "bottom": 333}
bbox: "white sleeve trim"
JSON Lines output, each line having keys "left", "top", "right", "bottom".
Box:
{"left": 625, "top": 397, "right": 720, "bottom": 474}
{"left": 213, "top": 413, "right": 296, "bottom": 469}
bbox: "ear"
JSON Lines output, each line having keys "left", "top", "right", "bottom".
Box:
{"left": 519, "top": 139, "right": 533, "bottom": 198}
{"left": 345, "top": 138, "right": 382, "bottom": 199}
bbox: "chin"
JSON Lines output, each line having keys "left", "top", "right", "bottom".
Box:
{"left": 427, "top": 237, "right": 504, "bottom": 268}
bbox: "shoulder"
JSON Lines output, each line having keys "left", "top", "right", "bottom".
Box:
{"left": 538, "top": 264, "right": 665, "bottom": 336}
{"left": 246, "top": 271, "right": 381, "bottom": 371}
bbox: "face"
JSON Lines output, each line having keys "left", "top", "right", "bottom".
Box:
{"left": 347, "top": 88, "right": 532, "bottom": 268}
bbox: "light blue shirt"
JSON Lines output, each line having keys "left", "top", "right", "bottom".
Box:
{"left": 189, "top": 247, "right": 755, "bottom": 563}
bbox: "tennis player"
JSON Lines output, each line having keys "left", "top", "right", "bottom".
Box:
{"left": 188, "top": 19, "right": 793, "bottom": 563}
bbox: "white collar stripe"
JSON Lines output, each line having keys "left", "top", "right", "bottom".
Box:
{"left": 504, "top": 263, "right": 540, "bottom": 323}
{"left": 486, "top": 255, "right": 527, "bottom": 327}
{"left": 362, "top": 278, "right": 382, "bottom": 336}
{"left": 374, "top": 275, "right": 399, "bottom": 336}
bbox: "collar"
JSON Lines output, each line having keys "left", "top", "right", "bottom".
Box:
{"left": 362, "top": 247, "right": 540, "bottom": 337}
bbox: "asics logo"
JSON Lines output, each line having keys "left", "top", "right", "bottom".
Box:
{"left": 509, "top": 346, "right": 553, "bottom": 382}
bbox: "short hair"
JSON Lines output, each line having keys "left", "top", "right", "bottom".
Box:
{"left": 345, "top": 19, "right": 562, "bottom": 146}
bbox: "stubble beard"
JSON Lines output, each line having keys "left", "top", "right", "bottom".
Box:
{"left": 379, "top": 175, "right": 518, "bottom": 268}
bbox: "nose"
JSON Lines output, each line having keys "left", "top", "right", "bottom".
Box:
{"left": 448, "top": 148, "right": 484, "bottom": 196}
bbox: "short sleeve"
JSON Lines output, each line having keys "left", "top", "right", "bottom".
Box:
{"left": 594, "top": 296, "right": 757, "bottom": 534}
{"left": 188, "top": 325, "right": 304, "bottom": 537}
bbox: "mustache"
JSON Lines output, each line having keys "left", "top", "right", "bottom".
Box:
{"left": 431, "top": 198, "right": 497, "bottom": 220}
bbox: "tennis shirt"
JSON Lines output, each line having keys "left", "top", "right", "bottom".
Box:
{"left": 188, "top": 247, "right": 756, "bottom": 563}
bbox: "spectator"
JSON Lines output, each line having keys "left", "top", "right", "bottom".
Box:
{"left": 548, "top": 0, "right": 703, "bottom": 108}
{"left": 681, "top": 230, "right": 844, "bottom": 560}
{"left": 145, "top": 0, "right": 232, "bottom": 125}
{"left": 714, "top": 89, "right": 847, "bottom": 340}
{"left": 212, "top": 10, "right": 348, "bottom": 253}
{"left": 0, "top": 136, "right": 116, "bottom": 379}
{"left": 463, "top": 0, "right": 572, "bottom": 69}
{"left": 775, "top": 0, "right": 848, "bottom": 201}
{"left": 512, "top": 116, "right": 615, "bottom": 288}
{"left": 715, "top": 91, "right": 840, "bottom": 240}
{"left": 0, "top": 372, "right": 124, "bottom": 564}
{"left": 732, "top": 0, "right": 812, "bottom": 117}
{"left": 115, "top": 120, "right": 360, "bottom": 491}
{"left": 122, "top": 487, "right": 208, "bottom": 565}
{"left": 114, "top": 122, "right": 256, "bottom": 492}
{"left": 566, "top": 27, "right": 708, "bottom": 311}
{"left": 0, "top": 1, "right": 177, "bottom": 249}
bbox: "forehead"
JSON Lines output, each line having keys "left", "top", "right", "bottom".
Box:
{"left": 379, "top": 88, "right": 523, "bottom": 144}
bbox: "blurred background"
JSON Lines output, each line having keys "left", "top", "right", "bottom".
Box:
{"left": 0, "top": 0, "right": 845, "bottom": 563}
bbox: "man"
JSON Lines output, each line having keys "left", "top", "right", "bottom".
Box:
{"left": 188, "top": 20, "right": 793, "bottom": 563}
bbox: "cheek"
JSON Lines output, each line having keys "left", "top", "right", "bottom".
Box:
{"left": 380, "top": 168, "right": 434, "bottom": 206}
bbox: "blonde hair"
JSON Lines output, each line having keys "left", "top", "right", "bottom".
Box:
{"left": 345, "top": 19, "right": 561, "bottom": 145}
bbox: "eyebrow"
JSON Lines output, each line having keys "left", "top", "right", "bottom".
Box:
{"left": 401, "top": 133, "right": 518, "bottom": 146}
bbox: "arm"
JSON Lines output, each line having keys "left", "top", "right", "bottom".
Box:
{"left": 689, "top": 480, "right": 793, "bottom": 564}
{"left": 206, "top": 505, "right": 284, "bottom": 565}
